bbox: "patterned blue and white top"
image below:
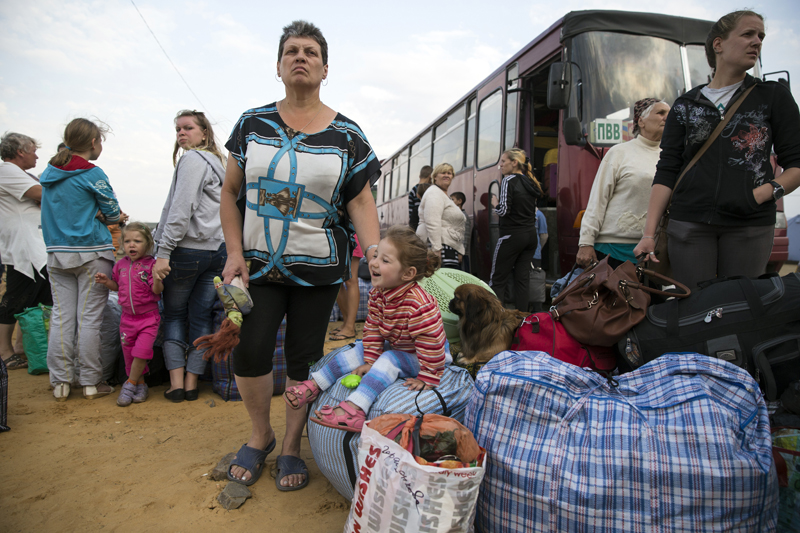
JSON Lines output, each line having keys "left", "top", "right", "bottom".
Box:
{"left": 225, "top": 103, "right": 380, "bottom": 287}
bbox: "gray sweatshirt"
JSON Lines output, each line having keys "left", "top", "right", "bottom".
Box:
{"left": 154, "top": 150, "right": 225, "bottom": 259}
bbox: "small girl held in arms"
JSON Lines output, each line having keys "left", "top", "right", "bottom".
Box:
{"left": 283, "top": 225, "right": 446, "bottom": 432}
{"left": 95, "top": 222, "right": 163, "bottom": 407}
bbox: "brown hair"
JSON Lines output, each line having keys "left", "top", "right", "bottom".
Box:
{"left": 278, "top": 20, "right": 328, "bottom": 65}
{"left": 419, "top": 165, "right": 433, "bottom": 180}
{"left": 49, "top": 118, "right": 109, "bottom": 168}
{"left": 384, "top": 225, "right": 440, "bottom": 281}
{"left": 172, "top": 110, "right": 226, "bottom": 166}
{"left": 705, "top": 10, "right": 764, "bottom": 70}
{"left": 417, "top": 182, "right": 432, "bottom": 199}
{"left": 503, "top": 148, "right": 543, "bottom": 195}
{"left": 121, "top": 222, "right": 155, "bottom": 256}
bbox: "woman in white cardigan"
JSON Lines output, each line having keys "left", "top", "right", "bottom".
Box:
{"left": 416, "top": 163, "right": 465, "bottom": 268}
{"left": 577, "top": 98, "right": 670, "bottom": 269}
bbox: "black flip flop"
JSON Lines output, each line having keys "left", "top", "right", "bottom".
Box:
{"left": 273, "top": 455, "right": 309, "bottom": 491}
{"left": 227, "top": 438, "right": 277, "bottom": 486}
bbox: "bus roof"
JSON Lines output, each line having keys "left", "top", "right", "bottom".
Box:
{"left": 380, "top": 10, "right": 713, "bottom": 164}
{"left": 562, "top": 10, "right": 712, "bottom": 46}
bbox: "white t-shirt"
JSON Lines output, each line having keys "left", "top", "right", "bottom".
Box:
{"left": 0, "top": 161, "right": 47, "bottom": 278}
{"left": 701, "top": 80, "right": 745, "bottom": 116}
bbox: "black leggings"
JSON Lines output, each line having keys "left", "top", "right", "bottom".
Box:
{"left": 233, "top": 283, "right": 340, "bottom": 380}
{"left": 489, "top": 230, "right": 538, "bottom": 311}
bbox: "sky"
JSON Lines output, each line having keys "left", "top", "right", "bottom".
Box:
{"left": 2, "top": 0, "right": 799, "bottom": 222}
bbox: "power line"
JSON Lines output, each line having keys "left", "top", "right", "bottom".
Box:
{"left": 129, "top": 0, "right": 215, "bottom": 122}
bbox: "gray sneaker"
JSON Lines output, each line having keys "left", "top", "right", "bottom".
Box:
{"left": 133, "top": 382, "right": 149, "bottom": 403}
{"left": 84, "top": 382, "right": 115, "bottom": 400}
{"left": 117, "top": 381, "right": 136, "bottom": 407}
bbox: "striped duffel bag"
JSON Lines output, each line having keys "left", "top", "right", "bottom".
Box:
{"left": 464, "top": 351, "right": 778, "bottom": 533}
{"left": 307, "top": 342, "right": 475, "bottom": 500}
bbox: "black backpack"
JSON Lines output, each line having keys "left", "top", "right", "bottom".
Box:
{"left": 619, "top": 272, "right": 800, "bottom": 400}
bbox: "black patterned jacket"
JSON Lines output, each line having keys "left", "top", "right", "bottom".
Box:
{"left": 653, "top": 74, "right": 800, "bottom": 227}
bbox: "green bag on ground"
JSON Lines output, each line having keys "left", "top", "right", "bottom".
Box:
{"left": 14, "top": 304, "right": 51, "bottom": 375}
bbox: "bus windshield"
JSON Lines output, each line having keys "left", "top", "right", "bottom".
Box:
{"left": 568, "top": 32, "right": 713, "bottom": 145}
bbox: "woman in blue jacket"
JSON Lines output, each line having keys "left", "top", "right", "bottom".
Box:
{"left": 41, "top": 118, "right": 123, "bottom": 402}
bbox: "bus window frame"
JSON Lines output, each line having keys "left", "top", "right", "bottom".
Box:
{"left": 476, "top": 89, "right": 504, "bottom": 171}
{"left": 464, "top": 96, "right": 477, "bottom": 170}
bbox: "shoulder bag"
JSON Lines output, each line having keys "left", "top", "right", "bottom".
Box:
{"left": 651, "top": 84, "right": 757, "bottom": 277}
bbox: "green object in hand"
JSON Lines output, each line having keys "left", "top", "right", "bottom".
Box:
{"left": 341, "top": 375, "right": 362, "bottom": 389}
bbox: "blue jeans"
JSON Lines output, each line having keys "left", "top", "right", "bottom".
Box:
{"left": 161, "top": 244, "right": 226, "bottom": 375}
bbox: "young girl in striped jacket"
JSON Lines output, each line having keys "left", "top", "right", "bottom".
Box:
{"left": 283, "top": 225, "right": 446, "bottom": 432}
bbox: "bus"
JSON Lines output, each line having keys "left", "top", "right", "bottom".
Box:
{"left": 375, "top": 9, "right": 789, "bottom": 281}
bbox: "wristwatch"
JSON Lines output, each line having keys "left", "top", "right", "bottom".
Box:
{"left": 769, "top": 180, "right": 785, "bottom": 201}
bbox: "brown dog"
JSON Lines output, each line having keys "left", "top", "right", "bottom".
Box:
{"left": 448, "top": 284, "right": 528, "bottom": 364}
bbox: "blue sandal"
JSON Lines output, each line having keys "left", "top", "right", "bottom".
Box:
{"left": 274, "top": 455, "right": 309, "bottom": 492}
{"left": 227, "top": 438, "right": 277, "bottom": 486}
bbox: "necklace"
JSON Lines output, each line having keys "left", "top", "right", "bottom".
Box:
{"left": 278, "top": 100, "right": 324, "bottom": 133}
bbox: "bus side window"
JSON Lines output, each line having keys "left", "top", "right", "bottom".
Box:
{"left": 477, "top": 90, "right": 503, "bottom": 169}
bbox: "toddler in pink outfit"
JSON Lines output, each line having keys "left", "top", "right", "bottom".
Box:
{"left": 95, "top": 222, "right": 164, "bottom": 406}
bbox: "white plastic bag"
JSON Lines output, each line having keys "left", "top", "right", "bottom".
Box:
{"left": 344, "top": 423, "right": 485, "bottom": 533}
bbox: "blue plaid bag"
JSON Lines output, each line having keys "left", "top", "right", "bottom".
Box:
{"left": 308, "top": 342, "right": 474, "bottom": 500}
{"left": 210, "top": 308, "right": 287, "bottom": 401}
{"left": 465, "top": 351, "right": 778, "bottom": 533}
{"left": 330, "top": 278, "right": 372, "bottom": 322}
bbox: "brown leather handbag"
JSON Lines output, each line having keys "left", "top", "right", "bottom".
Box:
{"left": 550, "top": 257, "right": 690, "bottom": 346}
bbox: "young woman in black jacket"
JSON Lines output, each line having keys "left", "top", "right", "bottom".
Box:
{"left": 489, "top": 148, "right": 543, "bottom": 311}
{"left": 635, "top": 10, "right": 800, "bottom": 289}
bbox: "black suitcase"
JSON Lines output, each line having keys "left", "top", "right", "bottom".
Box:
{"left": 619, "top": 272, "right": 800, "bottom": 400}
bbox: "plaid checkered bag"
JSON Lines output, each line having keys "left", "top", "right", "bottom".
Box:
{"left": 330, "top": 278, "right": 373, "bottom": 322}
{"left": 464, "top": 351, "right": 778, "bottom": 533}
{"left": 210, "top": 306, "right": 288, "bottom": 401}
{"left": 308, "top": 342, "right": 474, "bottom": 500}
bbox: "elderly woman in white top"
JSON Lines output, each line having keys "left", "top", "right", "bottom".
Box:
{"left": 576, "top": 98, "right": 670, "bottom": 269}
{"left": 416, "top": 163, "right": 465, "bottom": 269}
{"left": 0, "top": 132, "right": 51, "bottom": 371}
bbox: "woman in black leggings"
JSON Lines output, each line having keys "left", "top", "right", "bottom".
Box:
{"left": 489, "top": 148, "right": 543, "bottom": 311}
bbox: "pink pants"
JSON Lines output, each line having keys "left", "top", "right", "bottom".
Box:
{"left": 119, "top": 309, "right": 160, "bottom": 376}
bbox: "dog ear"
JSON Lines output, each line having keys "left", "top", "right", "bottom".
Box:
{"left": 462, "top": 288, "right": 489, "bottom": 336}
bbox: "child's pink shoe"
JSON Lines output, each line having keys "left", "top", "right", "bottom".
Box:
{"left": 310, "top": 401, "right": 366, "bottom": 432}
{"left": 283, "top": 380, "right": 320, "bottom": 410}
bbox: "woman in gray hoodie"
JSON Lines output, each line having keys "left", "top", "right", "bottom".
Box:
{"left": 153, "top": 110, "right": 227, "bottom": 403}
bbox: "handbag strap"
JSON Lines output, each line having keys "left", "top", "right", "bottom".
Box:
{"left": 668, "top": 84, "right": 756, "bottom": 202}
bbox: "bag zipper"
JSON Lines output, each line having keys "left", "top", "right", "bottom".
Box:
{"left": 646, "top": 277, "right": 784, "bottom": 328}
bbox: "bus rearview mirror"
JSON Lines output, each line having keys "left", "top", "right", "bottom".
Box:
{"left": 563, "top": 117, "right": 584, "bottom": 146}
{"left": 547, "top": 62, "right": 571, "bottom": 109}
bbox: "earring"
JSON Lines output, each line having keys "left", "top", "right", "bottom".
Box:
{"left": 322, "top": 78, "right": 328, "bottom": 86}
{"left": 275, "top": 73, "right": 281, "bottom": 82}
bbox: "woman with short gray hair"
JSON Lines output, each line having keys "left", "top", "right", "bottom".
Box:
{"left": 0, "top": 132, "right": 51, "bottom": 370}
{"left": 219, "top": 20, "right": 380, "bottom": 490}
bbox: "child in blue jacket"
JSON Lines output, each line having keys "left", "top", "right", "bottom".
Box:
{"left": 40, "top": 118, "right": 123, "bottom": 402}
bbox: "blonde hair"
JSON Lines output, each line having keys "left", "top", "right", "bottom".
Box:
{"left": 705, "top": 10, "right": 764, "bottom": 70}
{"left": 384, "top": 226, "right": 441, "bottom": 281}
{"left": 172, "top": 110, "right": 226, "bottom": 167}
{"left": 50, "top": 118, "right": 109, "bottom": 167}
{"left": 503, "top": 148, "right": 543, "bottom": 195}
{"left": 432, "top": 163, "right": 455, "bottom": 189}
{"left": 121, "top": 222, "right": 155, "bottom": 256}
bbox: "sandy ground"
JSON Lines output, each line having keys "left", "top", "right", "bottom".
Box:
{"left": 0, "top": 319, "right": 363, "bottom": 533}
